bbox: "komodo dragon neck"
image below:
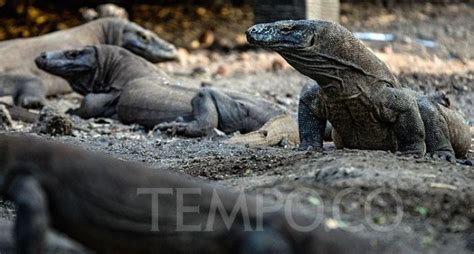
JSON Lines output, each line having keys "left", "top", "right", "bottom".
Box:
{"left": 277, "top": 26, "right": 400, "bottom": 98}
{"left": 98, "top": 18, "right": 127, "bottom": 46}
{"left": 93, "top": 47, "right": 172, "bottom": 93}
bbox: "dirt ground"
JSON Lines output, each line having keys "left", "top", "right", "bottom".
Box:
{"left": 0, "top": 2, "right": 473, "bottom": 254}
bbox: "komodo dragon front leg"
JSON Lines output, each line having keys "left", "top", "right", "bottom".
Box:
{"left": 3, "top": 172, "right": 49, "bottom": 254}
{"left": 68, "top": 92, "right": 120, "bottom": 119}
{"left": 156, "top": 88, "right": 220, "bottom": 137}
{"left": 379, "top": 87, "right": 427, "bottom": 156}
{"left": 298, "top": 83, "right": 328, "bottom": 151}
{"left": 416, "top": 94, "right": 455, "bottom": 161}
{"left": 157, "top": 88, "right": 279, "bottom": 137}
{"left": 0, "top": 74, "right": 46, "bottom": 108}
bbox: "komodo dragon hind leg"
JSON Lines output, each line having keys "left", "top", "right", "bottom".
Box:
{"left": 417, "top": 95, "right": 456, "bottom": 162}
{"left": 5, "top": 173, "right": 49, "bottom": 254}
{"left": 298, "top": 83, "right": 327, "bottom": 151}
{"left": 157, "top": 88, "right": 219, "bottom": 137}
{"left": 0, "top": 74, "right": 46, "bottom": 109}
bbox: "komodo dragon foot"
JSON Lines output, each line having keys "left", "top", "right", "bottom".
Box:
{"left": 156, "top": 120, "right": 190, "bottom": 136}
{"left": 0, "top": 74, "right": 46, "bottom": 109}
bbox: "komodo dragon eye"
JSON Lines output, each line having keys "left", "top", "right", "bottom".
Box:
{"left": 137, "top": 32, "right": 149, "bottom": 43}
{"left": 280, "top": 26, "right": 293, "bottom": 34}
{"left": 65, "top": 50, "right": 81, "bottom": 59}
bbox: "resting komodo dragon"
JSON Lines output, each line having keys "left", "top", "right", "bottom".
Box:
{"left": 0, "top": 134, "right": 374, "bottom": 254}
{"left": 247, "top": 20, "right": 471, "bottom": 161}
{"left": 0, "top": 17, "right": 177, "bottom": 109}
{"left": 35, "top": 45, "right": 286, "bottom": 137}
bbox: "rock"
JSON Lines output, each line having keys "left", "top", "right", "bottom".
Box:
{"left": 79, "top": 8, "right": 99, "bottom": 21}
{"left": 271, "top": 58, "right": 286, "bottom": 71}
{"left": 237, "top": 52, "right": 250, "bottom": 61}
{"left": 97, "top": 4, "right": 128, "bottom": 20}
{"left": 176, "top": 47, "right": 190, "bottom": 62}
{"left": 201, "top": 81, "right": 213, "bottom": 87}
{"left": 199, "top": 30, "right": 215, "bottom": 48}
{"left": 314, "top": 166, "right": 363, "bottom": 182}
{"left": 190, "top": 40, "right": 200, "bottom": 49}
{"left": 80, "top": 3, "right": 128, "bottom": 22}
{"left": 276, "top": 96, "right": 293, "bottom": 107}
{"left": 0, "top": 105, "right": 13, "bottom": 130}
{"left": 381, "top": 46, "right": 393, "bottom": 54}
{"left": 208, "top": 128, "right": 227, "bottom": 139}
{"left": 32, "top": 107, "right": 73, "bottom": 136}
{"left": 214, "top": 64, "right": 230, "bottom": 77}
{"left": 191, "top": 66, "right": 208, "bottom": 77}
{"left": 234, "top": 34, "right": 247, "bottom": 45}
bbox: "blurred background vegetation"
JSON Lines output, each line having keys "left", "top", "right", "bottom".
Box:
{"left": 0, "top": 0, "right": 469, "bottom": 49}
{"left": 0, "top": 0, "right": 258, "bottom": 49}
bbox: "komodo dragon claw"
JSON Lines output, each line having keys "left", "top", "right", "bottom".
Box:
{"left": 17, "top": 95, "right": 45, "bottom": 109}
{"left": 156, "top": 121, "right": 188, "bottom": 135}
{"left": 430, "top": 151, "right": 456, "bottom": 163}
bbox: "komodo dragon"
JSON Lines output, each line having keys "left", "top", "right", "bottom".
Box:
{"left": 0, "top": 17, "right": 177, "bottom": 109}
{"left": 35, "top": 45, "right": 286, "bottom": 137}
{"left": 247, "top": 20, "right": 471, "bottom": 161}
{"left": 0, "top": 134, "right": 374, "bottom": 254}
{"left": 0, "top": 218, "right": 90, "bottom": 254}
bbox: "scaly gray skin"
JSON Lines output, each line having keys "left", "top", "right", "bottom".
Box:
{"left": 0, "top": 134, "right": 374, "bottom": 254}
{"left": 247, "top": 20, "right": 471, "bottom": 161}
{"left": 0, "top": 17, "right": 177, "bottom": 109}
{"left": 0, "top": 219, "right": 91, "bottom": 254}
{"left": 35, "top": 45, "right": 285, "bottom": 137}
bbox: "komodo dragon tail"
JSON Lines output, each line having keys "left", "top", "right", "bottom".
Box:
{"left": 225, "top": 114, "right": 299, "bottom": 147}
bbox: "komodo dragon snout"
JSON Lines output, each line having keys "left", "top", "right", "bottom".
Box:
{"left": 247, "top": 20, "right": 317, "bottom": 49}
{"left": 121, "top": 22, "right": 177, "bottom": 62}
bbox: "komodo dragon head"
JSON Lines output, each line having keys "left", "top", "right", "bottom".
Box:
{"left": 118, "top": 19, "right": 177, "bottom": 63}
{"left": 35, "top": 45, "right": 155, "bottom": 96}
{"left": 35, "top": 46, "right": 99, "bottom": 95}
{"left": 246, "top": 20, "right": 399, "bottom": 90}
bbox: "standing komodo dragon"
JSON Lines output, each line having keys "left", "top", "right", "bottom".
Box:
{"left": 247, "top": 20, "right": 471, "bottom": 162}
{"left": 35, "top": 45, "right": 287, "bottom": 137}
{"left": 0, "top": 17, "right": 177, "bottom": 109}
{"left": 0, "top": 134, "right": 374, "bottom": 254}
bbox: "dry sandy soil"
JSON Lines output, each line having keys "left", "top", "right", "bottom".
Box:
{"left": 0, "top": 2, "right": 473, "bottom": 253}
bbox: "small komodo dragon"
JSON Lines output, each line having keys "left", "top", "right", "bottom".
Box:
{"left": 35, "top": 45, "right": 286, "bottom": 137}
{"left": 247, "top": 20, "right": 471, "bottom": 162}
{"left": 0, "top": 134, "right": 375, "bottom": 254}
{"left": 0, "top": 17, "right": 177, "bottom": 109}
